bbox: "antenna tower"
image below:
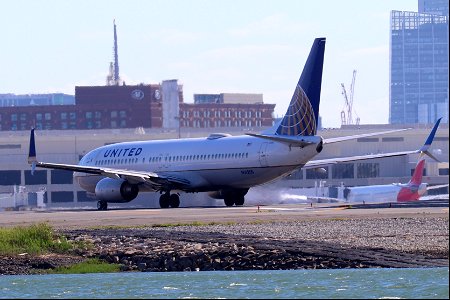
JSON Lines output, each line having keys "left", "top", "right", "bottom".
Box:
{"left": 106, "top": 19, "right": 121, "bottom": 86}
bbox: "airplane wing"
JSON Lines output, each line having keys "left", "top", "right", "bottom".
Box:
{"left": 427, "top": 184, "right": 449, "bottom": 190}
{"left": 304, "top": 150, "right": 419, "bottom": 169}
{"left": 322, "top": 128, "right": 411, "bottom": 144}
{"left": 246, "top": 128, "right": 410, "bottom": 148}
{"left": 28, "top": 129, "right": 190, "bottom": 190}
{"left": 305, "top": 118, "right": 442, "bottom": 169}
{"left": 31, "top": 161, "right": 191, "bottom": 190}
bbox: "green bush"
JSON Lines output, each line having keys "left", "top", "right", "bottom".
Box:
{"left": 0, "top": 222, "right": 72, "bottom": 255}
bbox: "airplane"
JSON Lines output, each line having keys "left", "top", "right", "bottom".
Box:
{"left": 344, "top": 157, "right": 448, "bottom": 204}
{"left": 27, "top": 37, "right": 442, "bottom": 210}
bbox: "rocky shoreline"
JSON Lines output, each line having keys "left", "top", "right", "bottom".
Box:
{"left": 1, "top": 216, "right": 448, "bottom": 275}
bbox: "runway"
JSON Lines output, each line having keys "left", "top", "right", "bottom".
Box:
{"left": 0, "top": 199, "right": 448, "bottom": 229}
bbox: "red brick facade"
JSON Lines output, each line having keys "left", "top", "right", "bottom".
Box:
{"left": 0, "top": 85, "right": 275, "bottom": 131}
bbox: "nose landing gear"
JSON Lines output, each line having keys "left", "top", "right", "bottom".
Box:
{"left": 97, "top": 200, "right": 108, "bottom": 211}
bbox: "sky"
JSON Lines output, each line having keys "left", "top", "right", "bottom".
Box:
{"left": 1, "top": 0, "right": 419, "bottom": 128}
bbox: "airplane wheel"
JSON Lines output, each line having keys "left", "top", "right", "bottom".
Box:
{"left": 235, "top": 196, "right": 245, "bottom": 206}
{"left": 224, "top": 197, "right": 234, "bottom": 207}
{"left": 97, "top": 200, "right": 107, "bottom": 210}
{"left": 159, "top": 194, "right": 170, "bottom": 208}
{"left": 169, "top": 194, "right": 180, "bottom": 208}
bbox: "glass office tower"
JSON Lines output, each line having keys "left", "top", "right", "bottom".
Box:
{"left": 390, "top": 1, "right": 448, "bottom": 124}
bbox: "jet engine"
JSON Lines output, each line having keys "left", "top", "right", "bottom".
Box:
{"left": 95, "top": 178, "right": 139, "bottom": 202}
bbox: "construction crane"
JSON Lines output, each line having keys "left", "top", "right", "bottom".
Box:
{"left": 340, "top": 70, "right": 360, "bottom": 126}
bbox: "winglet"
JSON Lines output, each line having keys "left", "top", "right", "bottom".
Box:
{"left": 418, "top": 118, "right": 442, "bottom": 162}
{"left": 28, "top": 128, "right": 37, "bottom": 165}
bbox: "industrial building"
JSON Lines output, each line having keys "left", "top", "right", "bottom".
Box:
{"left": 390, "top": 0, "right": 449, "bottom": 124}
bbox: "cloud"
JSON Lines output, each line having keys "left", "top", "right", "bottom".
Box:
{"left": 143, "top": 28, "right": 202, "bottom": 45}
{"left": 228, "top": 14, "right": 311, "bottom": 38}
{"left": 354, "top": 96, "right": 389, "bottom": 124}
{"left": 345, "top": 45, "right": 388, "bottom": 57}
{"left": 199, "top": 44, "right": 293, "bottom": 61}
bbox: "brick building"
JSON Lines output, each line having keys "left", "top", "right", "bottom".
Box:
{"left": 0, "top": 83, "right": 275, "bottom": 131}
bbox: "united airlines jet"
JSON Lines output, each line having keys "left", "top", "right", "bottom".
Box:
{"left": 28, "top": 38, "right": 439, "bottom": 210}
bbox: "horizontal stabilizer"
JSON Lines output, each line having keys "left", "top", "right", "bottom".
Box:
{"left": 246, "top": 133, "right": 320, "bottom": 147}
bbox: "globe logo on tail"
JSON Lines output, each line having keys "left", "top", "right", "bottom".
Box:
{"left": 276, "top": 85, "right": 316, "bottom": 136}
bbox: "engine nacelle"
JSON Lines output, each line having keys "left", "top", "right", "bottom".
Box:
{"left": 95, "top": 178, "right": 139, "bottom": 203}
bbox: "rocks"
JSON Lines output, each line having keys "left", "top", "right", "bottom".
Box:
{"left": 0, "top": 254, "right": 85, "bottom": 275}
{"left": 1, "top": 217, "right": 448, "bottom": 275}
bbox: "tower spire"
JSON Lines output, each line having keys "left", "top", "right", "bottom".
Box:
{"left": 107, "top": 19, "right": 121, "bottom": 86}
{"left": 113, "top": 19, "right": 120, "bottom": 84}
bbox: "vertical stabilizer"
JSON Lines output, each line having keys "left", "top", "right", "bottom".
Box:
{"left": 397, "top": 159, "right": 426, "bottom": 202}
{"left": 408, "top": 159, "right": 426, "bottom": 186}
{"left": 274, "top": 37, "right": 326, "bottom": 136}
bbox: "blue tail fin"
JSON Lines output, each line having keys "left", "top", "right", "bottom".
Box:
{"left": 275, "top": 37, "right": 325, "bottom": 136}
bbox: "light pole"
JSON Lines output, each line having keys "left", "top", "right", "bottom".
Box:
{"left": 174, "top": 115, "right": 181, "bottom": 139}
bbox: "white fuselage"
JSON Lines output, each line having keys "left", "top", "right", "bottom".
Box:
{"left": 346, "top": 183, "right": 427, "bottom": 203}
{"left": 75, "top": 135, "right": 321, "bottom": 194}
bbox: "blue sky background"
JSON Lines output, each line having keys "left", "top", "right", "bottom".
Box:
{"left": 1, "top": 0, "right": 418, "bottom": 128}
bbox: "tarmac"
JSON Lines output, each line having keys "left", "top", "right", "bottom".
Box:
{"left": 0, "top": 199, "right": 448, "bottom": 229}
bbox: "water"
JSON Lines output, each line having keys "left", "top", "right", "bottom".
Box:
{"left": 1, "top": 268, "right": 448, "bottom": 299}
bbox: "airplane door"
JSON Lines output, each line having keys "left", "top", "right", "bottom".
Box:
{"left": 157, "top": 154, "right": 165, "bottom": 171}
{"left": 161, "top": 153, "right": 171, "bottom": 170}
{"left": 259, "top": 142, "right": 269, "bottom": 167}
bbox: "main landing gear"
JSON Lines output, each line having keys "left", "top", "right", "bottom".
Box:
{"left": 223, "top": 190, "right": 247, "bottom": 207}
{"left": 224, "top": 195, "right": 245, "bottom": 207}
{"left": 159, "top": 192, "right": 180, "bottom": 208}
{"left": 97, "top": 200, "right": 108, "bottom": 211}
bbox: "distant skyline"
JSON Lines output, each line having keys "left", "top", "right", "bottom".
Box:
{"left": 1, "top": 0, "right": 418, "bottom": 128}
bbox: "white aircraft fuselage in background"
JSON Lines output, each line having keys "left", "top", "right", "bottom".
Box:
{"left": 344, "top": 159, "right": 430, "bottom": 203}
{"left": 345, "top": 183, "right": 428, "bottom": 203}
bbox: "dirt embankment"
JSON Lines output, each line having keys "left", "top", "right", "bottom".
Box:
{"left": 1, "top": 217, "right": 448, "bottom": 275}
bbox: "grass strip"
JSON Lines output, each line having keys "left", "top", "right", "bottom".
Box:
{"left": 49, "top": 258, "right": 121, "bottom": 274}
{"left": 0, "top": 222, "right": 71, "bottom": 256}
